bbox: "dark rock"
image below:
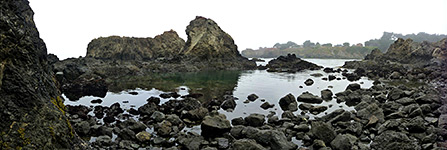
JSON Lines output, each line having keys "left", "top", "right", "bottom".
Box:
{"left": 177, "top": 133, "right": 205, "bottom": 150}
{"left": 298, "top": 103, "right": 313, "bottom": 110}
{"left": 245, "top": 114, "right": 265, "bottom": 127}
{"left": 119, "top": 128, "right": 136, "bottom": 140}
{"left": 346, "top": 83, "right": 361, "bottom": 91}
{"left": 103, "top": 116, "right": 116, "bottom": 124}
{"left": 371, "top": 130, "right": 420, "bottom": 150}
{"left": 323, "top": 67, "right": 334, "bottom": 73}
{"left": 150, "top": 111, "right": 166, "bottom": 122}
{"left": 247, "top": 94, "right": 259, "bottom": 101}
{"left": 309, "top": 106, "right": 328, "bottom": 115}
{"left": 91, "top": 99, "right": 103, "bottom": 104}
{"left": 330, "top": 134, "right": 358, "bottom": 150}
{"left": 294, "top": 124, "right": 310, "bottom": 132}
{"left": 305, "top": 79, "right": 314, "bottom": 86}
{"left": 201, "top": 115, "right": 231, "bottom": 138}
{"left": 402, "top": 116, "right": 425, "bottom": 133}
{"left": 310, "top": 73, "right": 324, "bottom": 77}
{"left": 328, "top": 75, "right": 336, "bottom": 81}
{"left": 321, "top": 89, "right": 333, "bottom": 100}
{"left": 95, "top": 135, "right": 113, "bottom": 146}
{"left": 138, "top": 102, "right": 159, "bottom": 116}
{"left": 279, "top": 93, "right": 298, "bottom": 111}
{"left": 231, "top": 117, "right": 246, "bottom": 126}
{"left": 310, "top": 121, "right": 336, "bottom": 144}
{"left": 185, "top": 93, "right": 204, "bottom": 99}
{"left": 260, "top": 102, "right": 274, "bottom": 109}
{"left": 232, "top": 139, "right": 266, "bottom": 150}
{"left": 182, "top": 107, "right": 208, "bottom": 121}
{"left": 389, "top": 71, "right": 402, "bottom": 79}
{"left": 128, "top": 108, "right": 139, "bottom": 115}
{"left": 74, "top": 121, "right": 90, "bottom": 136}
{"left": 156, "top": 120, "right": 172, "bottom": 137}
{"left": 356, "top": 103, "right": 385, "bottom": 123}
{"left": 128, "top": 91, "right": 138, "bottom": 95}
{"left": 221, "top": 98, "right": 236, "bottom": 110}
{"left": 146, "top": 96, "right": 161, "bottom": 105}
{"left": 297, "top": 92, "right": 323, "bottom": 104}
{"left": 388, "top": 88, "right": 404, "bottom": 101}
{"left": 266, "top": 54, "right": 323, "bottom": 72}
{"left": 254, "top": 130, "right": 297, "bottom": 150}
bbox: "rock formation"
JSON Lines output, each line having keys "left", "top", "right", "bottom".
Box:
{"left": 87, "top": 30, "right": 185, "bottom": 61}
{"left": 0, "top": 0, "right": 85, "bottom": 149}
{"left": 266, "top": 54, "right": 323, "bottom": 72}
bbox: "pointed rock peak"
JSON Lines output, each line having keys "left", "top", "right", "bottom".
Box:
{"left": 183, "top": 16, "right": 241, "bottom": 60}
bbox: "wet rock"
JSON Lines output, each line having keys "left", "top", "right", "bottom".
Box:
{"left": 247, "top": 94, "right": 259, "bottom": 101}
{"left": 146, "top": 96, "right": 161, "bottom": 105}
{"left": 310, "top": 73, "right": 324, "bottom": 77}
{"left": 323, "top": 67, "right": 334, "bottom": 73}
{"left": 260, "top": 102, "right": 274, "bottom": 109}
{"left": 279, "top": 93, "right": 298, "bottom": 111}
{"left": 182, "top": 107, "right": 208, "bottom": 121}
{"left": 232, "top": 117, "right": 246, "bottom": 126}
{"left": 305, "top": 79, "right": 314, "bottom": 86}
{"left": 232, "top": 139, "right": 266, "bottom": 150}
{"left": 266, "top": 54, "right": 323, "bottom": 72}
{"left": 201, "top": 115, "right": 231, "bottom": 138}
{"left": 103, "top": 116, "right": 116, "bottom": 124}
{"left": 310, "top": 121, "right": 336, "bottom": 144}
{"left": 297, "top": 92, "right": 323, "bottom": 104}
{"left": 298, "top": 103, "right": 313, "bottom": 110}
{"left": 321, "top": 89, "right": 333, "bottom": 100}
{"left": 91, "top": 99, "right": 103, "bottom": 104}
{"left": 245, "top": 114, "right": 266, "bottom": 127}
{"left": 221, "top": 98, "right": 236, "bottom": 110}
{"left": 118, "top": 119, "right": 147, "bottom": 133}
{"left": 138, "top": 102, "right": 159, "bottom": 116}
{"left": 328, "top": 75, "right": 336, "bottom": 81}
{"left": 346, "top": 83, "right": 361, "bottom": 91}
{"left": 309, "top": 106, "right": 328, "bottom": 115}
{"left": 108, "top": 102, "right": 124, "bottom": 117}
{"left": 343, "top": 73, "right": 361, "bottom": 81}
{"left": 330, "top": 134, "right": 358, "bottom": 150}
{"left": 136, "top": 131, "right": 151, "bottom": 142}
{"left": 128, "top": 91, "right": 138, "bottom": 95}
{"left": 294, "top": 124, "right": 310, "bottom": 132}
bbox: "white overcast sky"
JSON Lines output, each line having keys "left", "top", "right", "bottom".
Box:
{"left": 29, "top": 0, "right": 447, "bottom": 60}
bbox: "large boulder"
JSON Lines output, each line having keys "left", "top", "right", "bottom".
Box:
{"left": 279, "top": 93, "right": 298, "bottom": 111}
{"left": 310, "top": 121, "right": 336, "bottom": 144}
{"left": 0, "top": 1, "right": 85, "bottom": 149}
{"left": 371, "top": 130, "right": 420, "bottom": 150}
{"left": 201, "top": 115, "right": 231, "bottom": 138}
{"left": 182, "top": 16, "right": 255, "bottom": 69}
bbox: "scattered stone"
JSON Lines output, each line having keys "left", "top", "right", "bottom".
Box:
{"left": 245, "top": 113, "right": 265, "bottom": 127}
{"left": 310, "top": 73, "right": 324, "bottom": 77}
{"left": 260, "top": 102, "right": 274, "bottom": 109}
{"left": 247, "top": 94, "right": 259, "bottom": 101}
{"left": 128, "top": 91, "right": 138, "bottom": 95}
{"left": 328, "top": 75, "right": 336, "bottom": 81}
{"left": 297, "top": 92, "right": 323, "bottom": 104}
{"left": 221, "top": 99, "right": 236, "bottom": 110}
{"left": 232, "top": 139, "right": 266, "bottom": 150}
{"left": 346, "top": 83, "right": 361, "bottom": 91}
{"left": 231, "top": 117, "right": 246, "bottom": 126}
{"left": 279, "top": 93, "right": 298, "bottom": 111}
{"left": 305, "top": 79, "right": 314, "bottom": 86}
{"left": 91, "top": 99, "right": 103, "bottom": 104}
{"left": 201, "top": 115, "right": 231, "bottom": 138}
{"left": 321, "top": 89, "right": 333, "bottom": 100}
{"left": 147, "top": 96, "right": 161, "bottom": 105}
{"left": 135, "top": 131, "right": 151, "bottom": 142}
{"left": 311, "top": 121, "right": 336, "bottom": 144}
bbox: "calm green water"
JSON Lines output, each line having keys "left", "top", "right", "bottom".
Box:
{"left": 64, "top": 58, "right": 372, "bottom": 121}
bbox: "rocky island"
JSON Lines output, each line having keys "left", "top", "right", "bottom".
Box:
{"left": 1, "top": 0, "right": 447, "bottom": 149}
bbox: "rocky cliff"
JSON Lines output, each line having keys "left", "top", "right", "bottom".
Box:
{"left": 0, "top": 0, "right": 85, "bottom": 149}
{"left": 86, "top": 30, "right": 185, "bottom": 61}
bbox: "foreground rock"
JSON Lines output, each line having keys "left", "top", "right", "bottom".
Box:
{"left": 0, "top": 1, "right": 86, "bottom": 148}
{"left": 201, "top": 115, "right": 231, "bottom": 138}
{"left": 297, "top": 92, "right": 323, "bottom": 104}
{"left": 266, "top": 54, "right": 322, "bottom": 72}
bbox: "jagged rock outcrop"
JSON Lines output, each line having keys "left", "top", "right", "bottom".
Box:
{"left": 0, "top": 0, "right": 85, "bottom": 149}
{"left": 183, "top": 16, "right": 241, "bottom": 60}
{"left": 86, "top": 30, "right": 185, "bottom": 61}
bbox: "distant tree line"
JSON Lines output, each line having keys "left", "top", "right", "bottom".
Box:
{"left": 364, "top": 32, "right": 447, "bottom": 52}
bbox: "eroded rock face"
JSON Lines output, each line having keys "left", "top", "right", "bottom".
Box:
{"left": 0, "top": 0, "right": 84, "bottom": 149}
{"left": 183, "top": 16, "right": 241, "bottom": 60}
{"left": 87, "top": 30, "right": 185, "bottom": 61}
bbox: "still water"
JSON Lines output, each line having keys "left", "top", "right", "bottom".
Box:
{"left": 64, "top": 58, "right": 372, "bottom": 122}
